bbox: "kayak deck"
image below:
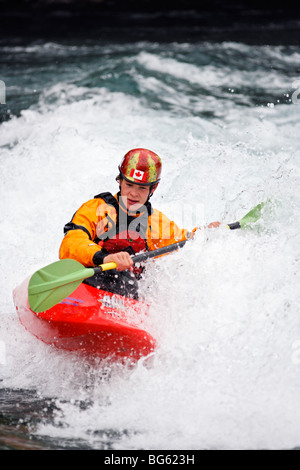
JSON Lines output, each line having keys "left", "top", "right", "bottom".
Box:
{"left": 13, "top": 278, "right": 156, "bottom": 361}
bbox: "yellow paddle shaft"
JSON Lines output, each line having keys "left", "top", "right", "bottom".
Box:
{"left": 98, "top": 262, "right": 118, "bottom": 272}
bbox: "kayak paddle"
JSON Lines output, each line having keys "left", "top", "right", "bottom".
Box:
{"left": 28, "top": 201, "right": 265, "bottom": 312}
{"left": 28, "top": 244, "right": 186, "bottom": 313}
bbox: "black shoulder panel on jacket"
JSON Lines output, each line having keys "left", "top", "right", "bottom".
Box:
{"left": 94, "top": 192, "right": 118, "bottom": 208}
{"left": 63, "top": 221, "right": 92, "bottom": 240}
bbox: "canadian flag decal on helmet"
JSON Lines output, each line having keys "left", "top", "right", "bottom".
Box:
{"left": 129, "top": 168, "right": 146, "bottom": 181}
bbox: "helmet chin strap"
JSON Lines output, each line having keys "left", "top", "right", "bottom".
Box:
{"left": 148, "top": 182, "right": 159, "bottom": 201}
{"left": 147, "top": 185, "right": 154, "bottom": 201}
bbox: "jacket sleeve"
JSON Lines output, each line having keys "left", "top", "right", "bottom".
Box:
{"left": 59, "top": 199, "right": 106, "bottom": 267}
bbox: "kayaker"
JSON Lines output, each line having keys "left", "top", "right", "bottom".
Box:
{"left": 59, "top": 148, "right": 220, "bottom": 298}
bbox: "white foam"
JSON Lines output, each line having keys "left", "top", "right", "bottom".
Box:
{"left": 0, "top": 43, "right": 299, "bottom": 450}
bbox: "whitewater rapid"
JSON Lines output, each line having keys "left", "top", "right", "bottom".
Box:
{"left": 0, "top": 40, "right": 299, "bottom": 449}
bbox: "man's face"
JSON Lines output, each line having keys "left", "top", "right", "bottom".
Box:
{"left": 119, "top": 179, "right": 152, "bottom": 211}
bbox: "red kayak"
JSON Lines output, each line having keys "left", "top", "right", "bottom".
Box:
{"left": 13, "top": 278, "right": 156, "bottom": 361}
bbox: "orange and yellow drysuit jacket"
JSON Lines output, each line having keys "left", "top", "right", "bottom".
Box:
{"left": 59, "top": 192, "right": 195, "bottom": 267}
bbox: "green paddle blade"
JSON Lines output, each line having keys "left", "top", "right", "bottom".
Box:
{"left": 227, "top": 201, "right": 266, "bottom": 230}
{"left": 239, "top": 201, "right": 265, "bottom": 228}
{"left": 28, "top": 259, "right": 95, "bottom": 313}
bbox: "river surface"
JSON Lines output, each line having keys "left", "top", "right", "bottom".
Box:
{"left": 0, "top": 10, "right": 299, "bottom": 450}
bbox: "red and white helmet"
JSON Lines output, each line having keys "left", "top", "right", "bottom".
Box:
{"left": 118, "top": 148, "right": 162, "bottom": 186}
